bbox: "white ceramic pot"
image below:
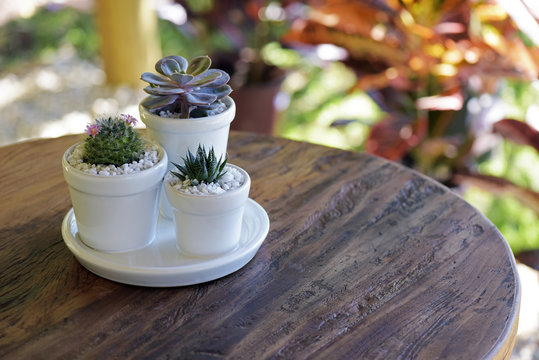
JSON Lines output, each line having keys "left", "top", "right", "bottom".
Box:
{"left": 139, "top": 96, "right": 236, "bottom": 218}
{"left": 62, "top": 142, "right": 168, "bottom": 252}
{"left": 164, "top": 164, "right": 251, "bottom": 257}
{"left": 139, "top": 96, "right": 235, "bottom": 164}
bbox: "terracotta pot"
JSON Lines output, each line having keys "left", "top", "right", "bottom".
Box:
{"left": 230, "top": 81, "right": 281, "bottom": 135}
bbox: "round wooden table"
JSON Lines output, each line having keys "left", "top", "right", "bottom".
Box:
{"left": 0, "top": 133, "right": 520, "bottom": 359}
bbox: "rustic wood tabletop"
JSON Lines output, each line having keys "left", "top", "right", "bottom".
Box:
{"left": 0, "top": 132, "right": 520, "bottom": 359}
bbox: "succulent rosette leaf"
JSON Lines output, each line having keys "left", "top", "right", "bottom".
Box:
{"left": 186, "top": 56, "right": 211, "bottom": 75}
{"left": 141, "top": 55, "right": 232, "bottom": 119}
{"left": 170, "top": 145, "right": 228, "bottom": 186}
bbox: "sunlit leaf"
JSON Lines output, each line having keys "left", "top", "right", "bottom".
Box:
{"left": 313, "top": 2, "right": 382, "bottom": 37}
{"left": 474, "top": 4, "right": 508, "bottom": 22}
{"left": 504, "top": 40, "right": 539, "bottom": 79}
{"left": 416, "top": 89, "right": 463, "bottom": 111}
{"left": 409, "top": 24, "right": 434, "bottom": 39}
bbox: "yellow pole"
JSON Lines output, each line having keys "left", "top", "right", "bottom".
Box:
{"left": 95, "top": 0, "right": 161, "bottom": 87}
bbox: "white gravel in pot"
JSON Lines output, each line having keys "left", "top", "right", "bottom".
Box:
{"left": 157, "top": 101, "right": 227, "bottom": 118}
{"left": 166, "top": 166, "right": 245, "bottom": 195}
{"left": 66, "top": 143, "right": 160, "bottom": 176}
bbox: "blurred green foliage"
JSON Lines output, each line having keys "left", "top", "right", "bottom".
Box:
{"left": 158, "top": 13, "right": 233, "bottom": 60}
{"left": 278, "top": 61, "right": 384, "bottom": 150}
{"left": 466, "top": 136, "right": 539, "bottom": 253}
{"left": 501, "top": 80, "right": 539, "bottom": 120}
{"left": 465, "top": 80, "right": 539, "bottom": 253}
{"left": 0, "top": 6, "right": 99, "bottom": 70}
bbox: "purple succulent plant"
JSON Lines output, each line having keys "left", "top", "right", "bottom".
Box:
{"left": 140, "top": 55, "right": 232, "bottom": 119}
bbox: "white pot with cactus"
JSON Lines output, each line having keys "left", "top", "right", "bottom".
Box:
{"left": 62, "top": 114, "right": 168, "bottom": 252}
{"left": 164, "top": 145, "right": 251, "bottom": 257}
{"left": 139, "top": 55, "right": 235, "bottom": 217}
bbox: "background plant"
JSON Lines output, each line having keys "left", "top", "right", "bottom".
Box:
{"left": 280, "top": 0, "right": 539, "bottom": 253}
{"left": 170, "top": 0, "right": 290, "bottom": 89}
{"left": 0, "top": 5, "right": 98, "bottom": 71}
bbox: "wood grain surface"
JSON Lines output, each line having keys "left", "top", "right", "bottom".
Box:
{"left": 0, "top": 132, "right": 520, "bottom": 359}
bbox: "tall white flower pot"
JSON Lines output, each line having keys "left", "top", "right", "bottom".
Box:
{"left": 164, "top": 164, "right": 251, "bottom": 257}
{"left": 62, "top": 143, "right": 168, "bottom": 252}
{"left": 139, "top": 96, "right": 236, "bottom": 218}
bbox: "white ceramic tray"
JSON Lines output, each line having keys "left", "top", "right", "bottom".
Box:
{"left": 61, "top": 199, "right": 269, "bottom": 287}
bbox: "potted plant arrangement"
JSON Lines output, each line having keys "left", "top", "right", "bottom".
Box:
{"left": 62, "top": 114, "right": 168, "bottom": 252}
{"left": 164, "top": 144, "right": 251, "bottom": 257}
{"left": 59, "top": 57, "right": 269, "bottom": 287}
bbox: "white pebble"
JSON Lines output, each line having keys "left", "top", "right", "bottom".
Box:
{"left": 167, "top": 166, "right": 245, "bottom": 195}
{"left": 67, "top": 143, "right": 161, "bottom": 176}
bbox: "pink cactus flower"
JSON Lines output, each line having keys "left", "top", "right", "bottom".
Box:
{"left": 86, "top": 124, "right": 100, "bottom": 137}
{"left": 121, "top": 114, "right": 138, "bottom": 126}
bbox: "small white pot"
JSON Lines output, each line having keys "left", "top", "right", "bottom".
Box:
{"left": 139, "top": 96, "right": 236, "bottom": 218}
{"left": 139, "top": 96, "right": 235, "bottom": 163}
{"left": 164, "top": 164, "right": 251, "bottom": 257}
{"left": 62, "top": 142, "right": 168, "bottom": 252}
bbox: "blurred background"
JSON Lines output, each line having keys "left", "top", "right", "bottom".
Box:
{"left": 0, "top": 0, "right": 538, "bottom": 357}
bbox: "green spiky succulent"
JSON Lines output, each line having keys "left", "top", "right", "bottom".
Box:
{"left": 140, "top": 55, "right": 232, "bottom": 119}
{"left": 170, "top": 145, "right": 228, "bottom": 186}
{"left": 83, "top": 114, "right": 144, "bottom": 167}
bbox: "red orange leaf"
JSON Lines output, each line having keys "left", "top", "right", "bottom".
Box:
{"left": 493, "top": 119, "right": 539, "bottom": 152}
{"left": 453, "top": 172, "right": 539, "bottom": 216}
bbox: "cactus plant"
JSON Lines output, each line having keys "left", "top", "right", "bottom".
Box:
{"left": 170, "top": 145, "right": 228, "bottom": 186}
{"left": 140, "top": 55, "right": 232, "bottom": 119}
{"left": 83, "top": 114, "right": 144, "bottom": 167}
